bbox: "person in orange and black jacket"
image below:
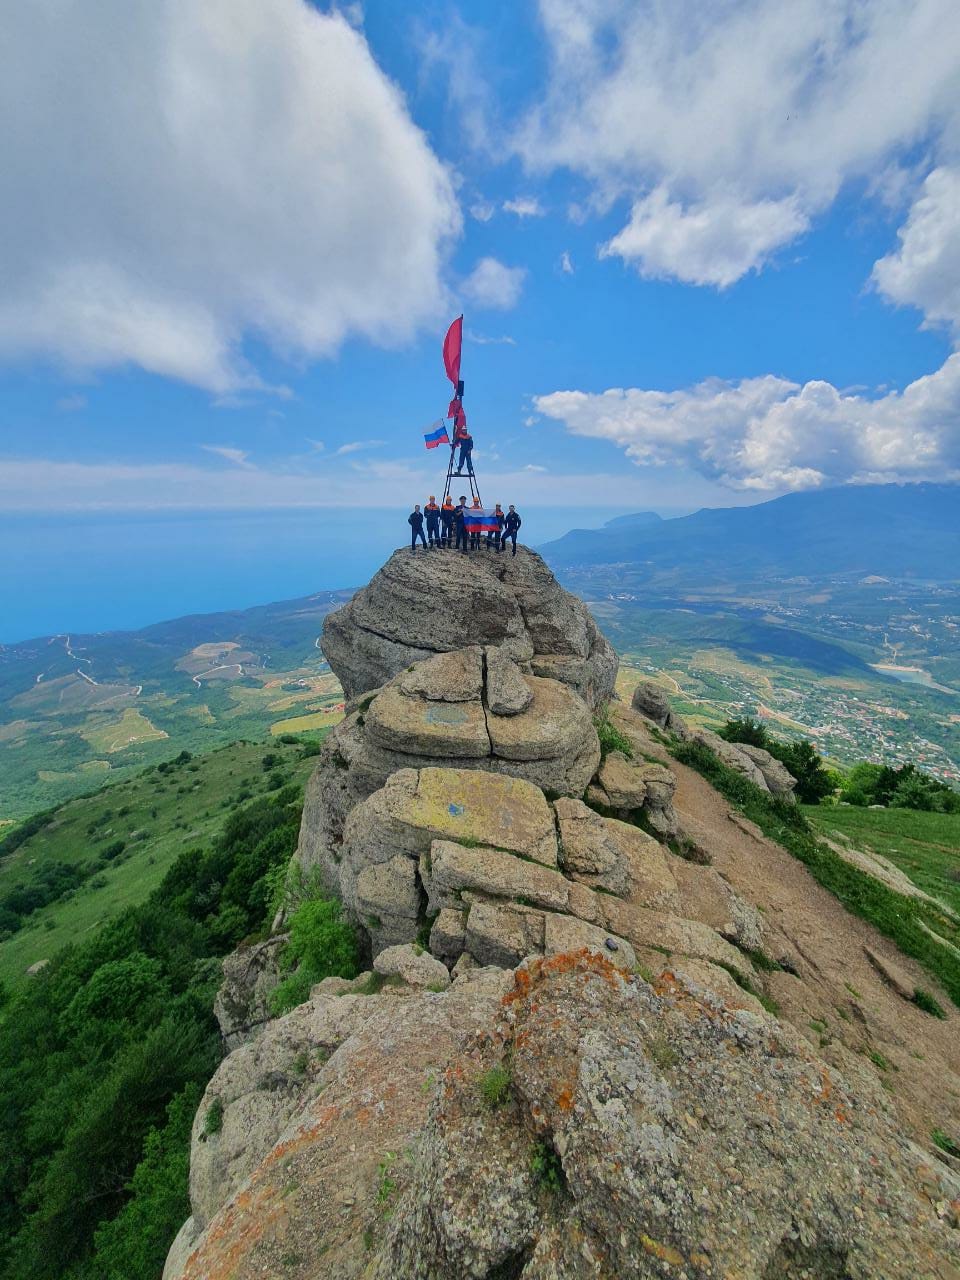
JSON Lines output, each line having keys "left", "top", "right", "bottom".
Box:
{"left": 469, "top": 496, "right": 483, "bottom": 550}
{"left": 485, "top": 502, "right": 505, "bottom": 550}
{"left": 440, "top": 495, "right": 455, "bottom": 547}
{"left": 424, "top": 495, "right": 441, "bottom": 548}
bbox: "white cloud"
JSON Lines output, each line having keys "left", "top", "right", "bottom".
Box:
{"left": 466, "top": 330, "right": 516, "bottom": 345}
{"left": 601, "top": 189, "right": 809, "bottom": 288}
{"left": 462, "top": 258, "right": 527, "bottom": 310}
{"left": 470, "top": 201, "right": 495, "bottom": 222}
{"left": 335, "top": 440, "right": 385, "bottom": 457}
{"left": 503, "top": 196, "right": 544, "bottom": 218}
{"left": 559, "top": 251, "right": 574, "bottom": 275}
{"left": 0, "top": 1, "right": 459, "bottom": 391}
{"left": 520, "top": 0, "right": 960, "bottom": 286}
{"left": 534, "top": 355, "right": 960, "bottom": 490}
{"left": 201, "top": 445, "right": 252, "bottom": 468}
{"left": 524, "top": 464, "right": 547, "bottom": 472}
{"left": 2, "top": 453, "right": 732, "bottom": 512}
{"left": 873, "top": 166, "right": 960, "bottom": 335}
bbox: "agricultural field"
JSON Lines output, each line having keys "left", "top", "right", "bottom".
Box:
{"left": 0, "top": 734, "right": 325, "bottom": 990}
{"left": 0, "top": 589, "right": 350, "bottom": 822}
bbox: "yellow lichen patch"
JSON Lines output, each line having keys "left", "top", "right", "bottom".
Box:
{"left": 639, "top": 1232, "right": 686, "bottom": 1266}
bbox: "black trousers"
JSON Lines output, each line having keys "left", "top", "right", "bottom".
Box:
{"left": 500, "top": 531, "right": 518, "bottom": 554}
{"left": 455, "top": 524, "right": 469, "bottom": 552}
{"left": 457, "top": 446, "right": 473, "bottom": 473}
{"left": 410, "top": 527, "right": 427, "bottom": 549}
{"left": 440, "top": 519, "right": 453, "bottom": 546}
{"left": 426, "top": 520, "right": 440, "bottom": 546}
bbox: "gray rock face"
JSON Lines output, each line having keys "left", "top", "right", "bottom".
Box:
{"left": 322, "top": 547, "right": 617, "bottom": 709}
{"left": 169, "top": 954, "right": 959, "bottom": 1280}
{"left": 690, "top": 729, "right": 798, "bottom": 800}
{"left": 484, "top": 645, "right": 533, "bottom": 715}
{"left": 214, "top": 935, "right": 288, "bottom": 1049}
{"left": 736, "top": 742, "right": 798, "bottom": 800}
{"left": 399, "top": 646, "right": 484, "bottom": 702}
{"left": 631, "top": 679, "right": 689, "bottom": 737}
{"left": 293, "top": 647, "right": 601, "bottom": 908}
{"left": 373, "top": 942, "right": 450, "bottom": 989}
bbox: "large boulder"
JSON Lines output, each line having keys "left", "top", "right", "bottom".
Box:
{"left": 322, "top": 547, "right": 617, "bottom": 709}
{"left": 736, "top": 742, "right": 798, "bottom": 800}
{"left": 631, "top": 679, "right": 689, "bottom": 737}
{"left": 168, "top": 954, "right": 959, "bottom": 1280}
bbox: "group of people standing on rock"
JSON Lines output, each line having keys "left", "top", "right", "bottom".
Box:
{"left": 408, "top": 496, "right": 522, "bottom": 555}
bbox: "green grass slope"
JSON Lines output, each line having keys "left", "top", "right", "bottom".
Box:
{"left": 803, "top": 805, "right": 960, "bottom": 920}
{"left": 0, "top": 735, "right": 324, "bottom": 991}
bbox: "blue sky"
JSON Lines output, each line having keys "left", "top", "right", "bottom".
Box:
{"left": 1, "top": 1, "right": 959, "bottom": 635}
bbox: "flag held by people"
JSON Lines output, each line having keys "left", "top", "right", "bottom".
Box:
{"left": 423, "top": 421, "right": 450, "bottom": 450}
{"left": 464, "top": 507, "right": 500, "bottom": 533}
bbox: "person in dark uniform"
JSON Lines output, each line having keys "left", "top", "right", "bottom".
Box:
{"left": 469, "top": 497, "right": 483, "bottom": 550}
{"left": 408, "top": 503, "right": 427, "bottom": 551}
{"left": 485, "top": 502, "right": 504, "bottom": 550}
{"left": 440, "top": 495, "right": 455, "bottom": 547}
{"left": 424, "top": 495, "right": 441, "bottom": 548}
{"left": 500, "top": 504, "right": 521, "bottom": 556}
{"left": 453, "top": 495, "right": 469, "bottom": 553}
{"left": 455, "top": 429, "right": 474, "bottom": 476}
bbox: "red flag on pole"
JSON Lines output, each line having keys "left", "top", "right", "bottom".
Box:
{"left": 442, "top": 315, "right": 463, "bottom": 387}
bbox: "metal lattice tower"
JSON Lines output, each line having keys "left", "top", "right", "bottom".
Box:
{"left": 440, "top": 436, "right": 482, "bottom": 507}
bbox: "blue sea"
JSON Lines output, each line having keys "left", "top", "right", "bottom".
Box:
{"left": 0, "top": 506, "right": 634, "bottom": 643}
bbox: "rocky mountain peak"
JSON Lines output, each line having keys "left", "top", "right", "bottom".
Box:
{"left": 164, "top": 556, "right": 960, "bottom": 1280}
{"left": 321, "top": 545, "right": 617, "bottom": 709}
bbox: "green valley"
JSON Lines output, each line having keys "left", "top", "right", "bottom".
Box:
{"left": 0, "top": 734, "right": 324, "bottom": 991}
{"left": 0, "top": 589, "right": 350, "bottom": 822}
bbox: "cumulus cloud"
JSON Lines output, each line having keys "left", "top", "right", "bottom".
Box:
{"left": 534, "top": 356, "right": 960, "bottom": 490}
{"left": 0, "top": 0, "right": 459, "bottom": 391}
{"left": 873, "top": 166, "right": 960, "bottom": 335}
{"left": 559, "top": 251, "right": 574, "bottom": 275}
{"left": 503, "top": 196, "right": 545, "bottom": 218}
{"left": 520, "top": 0, "right": 960, "bottom": 286}
{"left": 462, "top": 258, "right": 527, "bottom": 310}
{"left": 602, "top": 189, "right": 809, "bottom": 288}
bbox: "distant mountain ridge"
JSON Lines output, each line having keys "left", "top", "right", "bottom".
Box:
{"left": 540, "top": 484, "right": 960, "bottom": 579}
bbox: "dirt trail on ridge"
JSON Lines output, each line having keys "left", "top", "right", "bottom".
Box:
{"left": 618, "top": 705, "right": 960, "bottom": 1151}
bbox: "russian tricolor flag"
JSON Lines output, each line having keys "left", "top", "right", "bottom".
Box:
{"left": 464, "top": 507, "right": 500, "bottom": 533}
{"left": 423, "top": 421, "right": 450, "bottom": 450}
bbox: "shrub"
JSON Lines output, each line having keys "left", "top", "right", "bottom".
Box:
{"left": 913, "top": 988, "right": 947, "bottom": 1019}
{"left": 529, "top": 1141, "right": 565, "bottom": 1193}
{"left": 202, "top": 1097, "right": 224, "bottom": 1137}
{"left": 269, "top": 897, "right": 360, "bottom": 1016}
{"left": 594, "top": 714, "right": 633, "bottom": 760}
{"left": 932, "top": 1128, "right": 960, "bottom": 1158}
{"left": 478, "top": 1064, "right": 511, "bottom": 1109}
{"left": 719, "top": 718, "right": 768, "bottom": 748}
